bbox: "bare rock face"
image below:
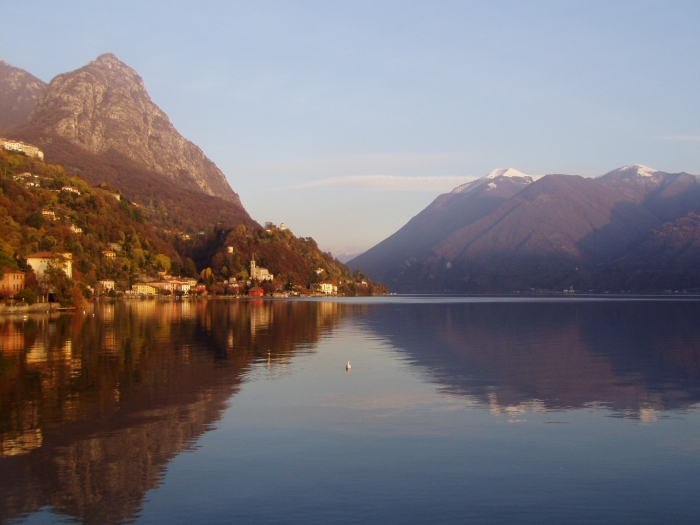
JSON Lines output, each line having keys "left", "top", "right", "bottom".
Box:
{"left": 26, "top": 53, "right": 240, "bottom": 204}
{"left": 0, "top": 59, "right": 46, "bottom": 132}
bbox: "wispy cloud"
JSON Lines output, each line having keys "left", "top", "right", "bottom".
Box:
{"left": 659, "top": 135, "right": 700, "bottom": 142}
{"left": 284, "top": 174, "right": 475, "bottom": 192}
{"left": 228, "top": 152, "right": 471, "bottom": 179}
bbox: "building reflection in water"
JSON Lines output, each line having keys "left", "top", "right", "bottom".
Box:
{"left": 0, "top": 299, "right": 351, "bottom": 525}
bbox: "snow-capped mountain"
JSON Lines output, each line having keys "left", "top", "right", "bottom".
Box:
{"left": 451, "top": 168, "right": 538, "bottom": 194}
{"left": 599, "top": 164, "right": 664, "bottom": 181}
{"left": 350, "top": 164, "right": 700, "bottom": 293}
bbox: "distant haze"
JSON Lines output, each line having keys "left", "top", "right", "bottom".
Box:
{"left": 2, "top": 1, "right": 700, "bottom": 255}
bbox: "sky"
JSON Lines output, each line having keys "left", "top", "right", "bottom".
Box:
{"left": 2, "top": 1, "right": 700, "bottom": 257}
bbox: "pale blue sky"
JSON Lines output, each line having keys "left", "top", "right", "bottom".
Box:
{"left": 2, "top": 1, "right": 699, "bottom": 256}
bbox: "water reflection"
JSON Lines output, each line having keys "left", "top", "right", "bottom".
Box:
{"left": 359, "top": 299, "right": 700, "bottom": 417}
{"left": 3, "top": 298, "right": 700, "bottom": 524}
{"left": 0, "top": 300, "right": 350, "bottom": 525}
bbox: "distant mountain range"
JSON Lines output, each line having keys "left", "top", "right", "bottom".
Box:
{"left": 349, "top": 165, "right": 700, "bottom": 292}
{"left": 0, "top": 54, "right": 255, "bottom": 231}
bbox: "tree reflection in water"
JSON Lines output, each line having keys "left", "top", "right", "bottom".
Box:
{"left": 0, "top": 299, "right": 351, "bottom": 525}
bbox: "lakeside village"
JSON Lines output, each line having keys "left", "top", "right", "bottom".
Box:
{"left": 2, "top": 247, "right": 342, "bottom": 314}
{"left": 0, "top": 139, "right": 377, "bottom": 314}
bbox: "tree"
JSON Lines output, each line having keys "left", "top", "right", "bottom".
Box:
{"left": 14, "top": 288, "right": 37, "bottom": 305}
{"left": 43, "top": 261, "right": 73, "bottom": 305}
{"left": 71, "top": 285, "right": 87, "bottom": 309}
{"left": 183, "top": 258, "right": 197, "bottom": 277}
{"left": 200, "top": 267, "right": 214, "bottom": 287}
{"left": 25, "top": 212, "right": 43, "bottom": 229}
{"left": 152, "top": 254, "right": 171, "bottom": 272}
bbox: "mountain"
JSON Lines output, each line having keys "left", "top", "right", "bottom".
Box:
{"left": 348, "top": 168, "right": 535, "bottom": 284}
{"left": 0, "top": 60, "right": 46, "bottom": 132}
{"left": 350, "top": 166, "right": 700, "bottom": 292}
{"left": 4, "top": 54, "right": 255, "bottom": 231}
{"left": 13, "top": 54, "right": 237, "bottom": 201}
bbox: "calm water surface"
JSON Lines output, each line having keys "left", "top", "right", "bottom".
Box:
{"left": 2, "top": 297, "right": 700, "bottom": 524}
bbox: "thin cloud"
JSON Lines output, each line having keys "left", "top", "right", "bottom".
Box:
{"left": 659, "top": 135, "right": 700, "bottom": 142}
{"left": 229, "top": 152, "right": 471, "bottom": 179}
{"left": 284, "top": 174, "right": 475, "bottom": 192}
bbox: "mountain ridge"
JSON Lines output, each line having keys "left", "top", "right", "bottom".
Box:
{"left": 349, "top": 166, "right": 700, "bottom": 292}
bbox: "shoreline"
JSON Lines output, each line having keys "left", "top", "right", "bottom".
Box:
{"left": 3, "top": 291, "right": 699, "bottom": 317}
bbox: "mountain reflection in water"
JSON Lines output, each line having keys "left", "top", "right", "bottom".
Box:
{"left": 360, "top": 298, "right": 700, "bottom": 417}
{"left": 0, "top": 300, "right": 350, "bottom": 525}
{"left": 1, "top": 297, "right": 700, "bottom": 524}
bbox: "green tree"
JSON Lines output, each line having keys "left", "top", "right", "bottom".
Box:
{"left": 152, "top": 254, "right": 171, "bottom": 272}
{"left": 183, "top": 258, "right": 197, "bottom": 277}
{"left": 25, "top": 212, "right": 43, "bottom": 229}
{"left": 14, "top": 288, "right": 37, "bottom": 305}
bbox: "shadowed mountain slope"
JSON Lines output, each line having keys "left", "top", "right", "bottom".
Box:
{"left": 0, "top": 60, "right": 46, "bottom": 132}
{"left": 351, "top": 165, "right": 700, "bottom": 292}
{"left": 348, "top": 169, "right": 535, "bottom": 284}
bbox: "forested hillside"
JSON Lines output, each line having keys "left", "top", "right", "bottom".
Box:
{"left": 0, "top": 150, "right": 385, "bottom": 300}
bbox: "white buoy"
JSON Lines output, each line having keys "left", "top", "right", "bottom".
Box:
{"left": 346, "top": 361, "right": 351, "bottom": 371}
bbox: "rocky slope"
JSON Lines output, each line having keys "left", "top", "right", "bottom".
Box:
{"left": 0, "top": 59, "right": 46, "bottom": 132}
{"left": 10, "top": 53, "right": 239, "bottom": 203}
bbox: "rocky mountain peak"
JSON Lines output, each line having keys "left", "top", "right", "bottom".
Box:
{"left": 23, "top": 53, "right": 240, "bottom": 204}
{"left": 0, "top": 59, "right": 47, "bottom": 131}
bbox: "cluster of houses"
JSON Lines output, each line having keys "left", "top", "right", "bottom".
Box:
{"left": 124, "top": 276, "right": 202, "bottom": 296}
{"left": 1, "top": 138, "right": 44, "bottom": 161}
{"left": 2, "top": 250, "right": 342, "bottom": 300}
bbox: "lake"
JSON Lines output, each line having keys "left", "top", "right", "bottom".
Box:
{"left": 2, "top": 296, "right": 700, "bottom": 524}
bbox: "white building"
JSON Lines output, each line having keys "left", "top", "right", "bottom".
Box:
{"left": 26, "top": 252, "right": 73, "bottom": 279}
{"left": 98, "top": 280, "right": 115, "bottom": 293}
{"left": 319, "top": 283, "right": 337, "bottom": 295}
{"left": 174, "top": 281, "right": 191, "bottom": 294}
{"left": 250, "top": 256, "right": 273, "bottom": 281}
{"left": 0, "top": 138, "right": 44, "bottom": 161}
